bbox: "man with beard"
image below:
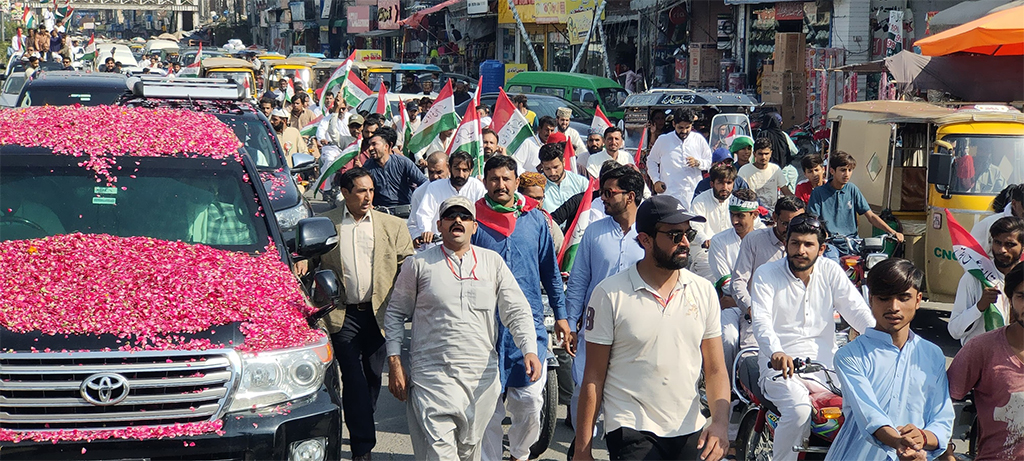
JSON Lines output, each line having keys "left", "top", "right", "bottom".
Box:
{"left": 691, "top": 147, "right": 751, "bottom": 201}
{"left": 585, "top": 127, "right": 634, "bottom": 179}
{"left": 384, "top": 196, "right": 540, "bottom": 460}
{"left": 947, "top": 261, "right": 1024, "bottom": 460}
{"left": 410, "top": 151, "right": 488, "bottom": 248}
{"left": 473, "top": 155, "right": 570, "bottom": 461}
{"left": 538, "top": 142, "right": 589, "bottom": 214}
{"left": 690, "top": 163, "right": 740, "bottom": 240}
{"left": 557, "top": 107, "right": 587, "bottom": 161}
{"left": 407, "top": 151, "right": 449, "bottom": 238}
{"left": 574, "top": 195, "right": 729, "bottom": 461}
{"left": 749, "top": 214, "right": 875, "bottom": 461}
{"left": 564, "top": 165, "right": 646, "bottom": 448}
{"left": 647, "top": 108, "right": 712, "bottom": 210}
{"left": 949, "top": 216, "right": 1024, "bottom": 345}
{"left": 270, "top": 108, "right": 307, "bottom": 167}
{"left": 731, "top": 196, "right": 805, "bottom": 324}
{"left": 363, "top": 126, "right": 427, "bottom": 209}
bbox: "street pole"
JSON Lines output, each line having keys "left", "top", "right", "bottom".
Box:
{"left": 595, "top": 20, "right": 611, "bottom": 78}
{"left": 569, "top": 0, "right": 606, "bottom": 73}
{"left": 506, "top": 0, "right": 542, "bottom": 70}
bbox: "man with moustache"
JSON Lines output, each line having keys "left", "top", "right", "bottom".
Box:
{"left": 647, "top": 108, "right": 712, "bottom": 210}
{"left": 574, "top": 195, "right": 729, "bottom": 461}
{"left": 473, "top": 155, "right": 570, "bottom": 461}
{"left": 538, "top": 142, "right": 589, "bottom": 214}
{"left": 385, "top": 196, "right": 540, "bottom": 459}
{"left": 749, "top": 214, "right": 875, "bottom": 461}
{"left": 407, "top": 151, "right": 449, "bottom": 238}
{"left": 949, "top": 216, "right": 1024, "bottom": 345}
{"left": 410, "top": 151, "right": 488, "bottom": 248}
{"left": 585, "top": 127, "right": 634, "bottom": 179}
{"left": 690, "top": 163, "right": 741, "bottom": 240}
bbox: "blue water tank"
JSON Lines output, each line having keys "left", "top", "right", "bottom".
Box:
{"left": 479, "top": 60, "right": 505, "bottom": 95}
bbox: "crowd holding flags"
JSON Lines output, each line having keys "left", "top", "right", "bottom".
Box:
{"left": 405, "top": 80, "right": 460, "bottom": 155}
{"left": 490, "top": 89, "right": 537, "bottom": 163}
{"left": 446, "top": 96, "right": 484, "bottom": 175}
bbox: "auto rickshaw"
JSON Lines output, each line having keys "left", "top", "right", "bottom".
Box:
{"left": 831, "top": 101, "right": 1024, "bottom": 301}
{"left": 200, "top": 57, "right": 258, "bottom": 99}
{"left": 621, "top": 88, "right": 760, "bottom": 155}
{"left": 265, "top": 57, "right": 320, "bottom": 96}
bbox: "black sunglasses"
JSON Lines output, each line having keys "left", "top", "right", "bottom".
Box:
{"left": 655, "top": 228, "right": 697, "bottom": 244}
{"left": 442, "top": 211, "right": 474, "bottom": 222}
{"left": 788, "top": 214, "right": 823, "bottom": 230}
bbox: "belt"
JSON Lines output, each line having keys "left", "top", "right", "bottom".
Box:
{"left": 345, "top": 302, "right": 372, "bottom": 311}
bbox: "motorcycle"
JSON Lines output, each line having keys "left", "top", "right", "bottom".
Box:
{"left": 835, "top": 234, "right": 898, "bottom": 301}
{"left": 733, "top": 352, "right": 845, "bottom": 461}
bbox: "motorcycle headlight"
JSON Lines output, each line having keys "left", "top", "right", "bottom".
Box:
{"left": 228, "top": 335, "right": 333, "bottom": 412}
{"left": 275, "top": 201, "right": 313, "bottom": 232}
{"left": 865, "top": 254, "right": 888, "bottom": 270}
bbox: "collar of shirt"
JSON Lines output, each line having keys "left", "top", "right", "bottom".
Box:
{"left": 862, "top": 327, "right": 918, "bottom": 350}
{"left": 628, "top": 265, "right": 688, "bottom": 308}
{"left": 342, "top": 206, "right": 372, "bottom": 225}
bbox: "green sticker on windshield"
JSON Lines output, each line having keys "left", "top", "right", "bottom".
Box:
{"left": 94, "top": 186, "right": 117, "bottom": 195}
{"left": 92, "top": 197, "right": 116, "bottom": 205}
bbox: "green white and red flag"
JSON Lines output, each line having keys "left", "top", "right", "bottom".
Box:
{"left": 81, "top": 34, "right": 96, "bottom": 61}
{"left": 22, "top": 7, "right": 36, "bottom": 29}
{"left": 558, "top": 177, "right": 600, "bottom": 273}
{"left": 590, "top": 104, "right": 613, "bottom": 138}
{"left": 313, "top": 140, "right": 360, "bottom": 193}
{"left": 341, "top": 69, "right": 372, "bottom": 108}
{"left": 490, "top": 88, "right": 536, "bottom": 161}
{"left": 945, "top": 208, "right": 1005, "bottom": 330}
{"left": 398, "top": 97, "right": 414, "bottom": 157}
{"left": 406, "top": 79, "right": 460, "bottom": 155}
{"left": 375, "top": 81, "right": 392, "bottom": 120}
{"left": 473, "top": 75, "right": 482, "bottom": 105}
{"left": 319, "top": 50, "right": 356, "bottom": 109}
{"left": 299, "top": 115, "right": 323, "bottom": 137}
{"left": 446, "top": 96, "right": 484, "bottom": 175}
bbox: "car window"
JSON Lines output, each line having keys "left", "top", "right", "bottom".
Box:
{"left": 3, "top": 75, "right": 27, "bottom": 95}
{"left": 572, "top": 88, "right": 598, "bottom": 109}
{"left": 598, "top": 88, "right": 629, "bottom": 114}
{"left": 214, "top": 114, "right": 282, "bottom": 169}
{"left": 506, "top": 85, "right": 531, "bottom": 94}
{"left": 20, "top": 87, "right": 127, "bottom": 106}
{"left": 0, "top": 154, "right": 268, "bottom": 252}
{"left": 534, "top": 86, "right": 564, "bottom": 98}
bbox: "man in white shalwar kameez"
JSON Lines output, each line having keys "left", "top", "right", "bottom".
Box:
{"left": 408, "top": 151, "right": 487, "bottom": 248}
{"left": 385, "top": 196, "right": 541, "bottom": 460}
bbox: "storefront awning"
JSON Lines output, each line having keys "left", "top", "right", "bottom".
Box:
{"left": 356, "top": 29, "right": 404, "bottom": 38}
{"left": 399, "top": 0, "right": 461, "bottom": 28}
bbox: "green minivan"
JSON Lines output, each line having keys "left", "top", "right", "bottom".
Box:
{"left": 505, "top": 71, "right": 628, "bottom": 122}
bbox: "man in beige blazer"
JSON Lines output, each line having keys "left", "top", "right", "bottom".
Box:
{"left": 317, "top": 167, "right": 414, "bottom": 460}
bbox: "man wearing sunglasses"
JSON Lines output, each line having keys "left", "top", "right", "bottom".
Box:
{"left": 384, "top": 196, "right": 540, "bottom": 459}
{"left": 575, "top": 194, "right": 729, "bottom": 461}
{"left": 749, "top": 214, "right": 875, "bottom": 461}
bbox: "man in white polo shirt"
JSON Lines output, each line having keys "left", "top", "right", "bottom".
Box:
{"left": 749, "top": 214, "right": 875, "bottom": 461}
{"left": 585, "top": 127, "right": 634, "bottom": 178}
{"left": 574, "top": 195, "right": 729, "bottom": 461}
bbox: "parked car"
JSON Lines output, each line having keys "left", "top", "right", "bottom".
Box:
{"left": 0, "top": 74, "right": 28, "bottom": 108}
{"left": 0, "top": 105, "right": 343, "bottom": 460}
{"left": 505, "top": 71, "right": 629, "bottom": 121}
{"left": 16, "top": 71, "right": 133, "bottom": 107}
{"left": 120, "top": 77, "right": 313, "bottom": 233}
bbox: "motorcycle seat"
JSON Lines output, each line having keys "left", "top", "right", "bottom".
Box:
{"left": 738, "top": 355, "right": 778, "bottom": 415}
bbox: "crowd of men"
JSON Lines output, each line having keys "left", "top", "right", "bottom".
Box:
{"left": 279, "top": 84, "right": 1023, "bottom": 460}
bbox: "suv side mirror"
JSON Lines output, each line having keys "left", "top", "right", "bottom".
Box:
{"left": 295, "top": 217, "right": 338, "bottom": 258}
{"left": 291, "top": 153, "right": 317, "bottom": 175}
{"left": 307, "top": 269, "right": 340, "bottom": 325}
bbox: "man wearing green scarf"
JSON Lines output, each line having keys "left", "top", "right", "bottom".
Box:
{"left": 473, "top": 155, "right": 571, "bottom": 461}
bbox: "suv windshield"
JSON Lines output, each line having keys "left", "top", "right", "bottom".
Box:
{"left": 598, "top": 87, "right": 629, "bottom": 114}
{"left": 20, "top": 87, "right": 127, "bottom": 106}
{"left": 946, "top": 134, "right": 1024, "bottom": 194}
{"left": 214, "top": 113, "right": 283, "bottom": 169}
{"left": 1, "top": 153, "right": 269, "bottom": 253}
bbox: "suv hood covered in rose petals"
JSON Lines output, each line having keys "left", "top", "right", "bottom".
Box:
{"left": 0, "top": 233, "right": 323, "bottom": 353}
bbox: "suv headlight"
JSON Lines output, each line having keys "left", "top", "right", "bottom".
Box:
{"left": 228, "top": 335, "right": 333, "bottom": 412}
{"left": 275, "top": 201, "right": 313, "bottom": 231}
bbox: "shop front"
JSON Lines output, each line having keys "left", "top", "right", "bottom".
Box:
{"left": 497, "top": 0, "right": 605, "bottom": 74}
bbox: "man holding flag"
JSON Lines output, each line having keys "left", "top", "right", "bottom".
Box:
{"left": 472, "top": 155, "right": 570, "bottom": 461}
{"left": 948, "top": 215, "right": 1024, "bottom": 345}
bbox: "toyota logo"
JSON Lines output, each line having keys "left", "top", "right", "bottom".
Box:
{"left": 80, "top": 373, "right": 130, "bottom": 406}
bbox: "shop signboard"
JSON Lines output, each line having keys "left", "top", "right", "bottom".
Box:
{"left": 500, "top": 0, "right": 600, "bottom": 25}
{"left": 535, "top": 0, "right": 566, "bottom": 24}
{"left": 289, "top": 1, "right": 305, "bottom": 21}
{"left": 356, "top": 49, "right": 383, "bottom": 62}
{"left": 347, "top": 5, "right": 372, "bottom": 33}
{"left": 505, "top": 63, "right": 528, "bottom": 83}
{"left": 566, "top": 10, "right": 591, "bottom": 45}
{"left": 321, "top": 0, "right": 333, "bottom": 19}
{"left": 499, "top": 0, "right": 536, "bottom": 24}
{"left": 467, "top": 0, "right": 488, "bottom": 15}
{"left": 378, "top": 0, "right": 400, "bottom": 29}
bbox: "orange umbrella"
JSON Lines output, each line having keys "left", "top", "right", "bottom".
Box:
{"left": 915, "top": 4, "right": 1024, "bottom": 56}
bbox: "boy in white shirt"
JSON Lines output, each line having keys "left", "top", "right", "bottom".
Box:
{"left": 739, "top": 137, "right": 793, "bottom": 208}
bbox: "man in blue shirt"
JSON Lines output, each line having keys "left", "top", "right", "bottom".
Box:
{"left": 827, "top": 258, "right": 954, "bottom": 461}
{"left": 363, "top": 126, "right": 427, "bottom": 209}
{"left": 564, "top": 165, "right": 646, "bottom": 437}
{"left": 472, "top": 155, "right": 570, "bottom": 461}
{"left": 807, "top": 151, "right": 903, "bottom": 255}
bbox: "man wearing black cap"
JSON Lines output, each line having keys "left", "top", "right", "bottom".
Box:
{"left": 575, "top": 194, "right": 730, "bottom": 461}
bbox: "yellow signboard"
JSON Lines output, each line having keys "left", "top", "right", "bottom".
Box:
{"left": 499, "top": 0, "right": 602, "bottom": 25}
{"left": 499, "top": 0, "right": 536, "bottom": 24}
{"left": 505, "top": 63, "right": 528, "bottom": 83}
{"left": 566, "top": 10, "right": 592, "bottom": 45}
{"left": 355, "top": 49, "right": 383, "bottom": 62}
